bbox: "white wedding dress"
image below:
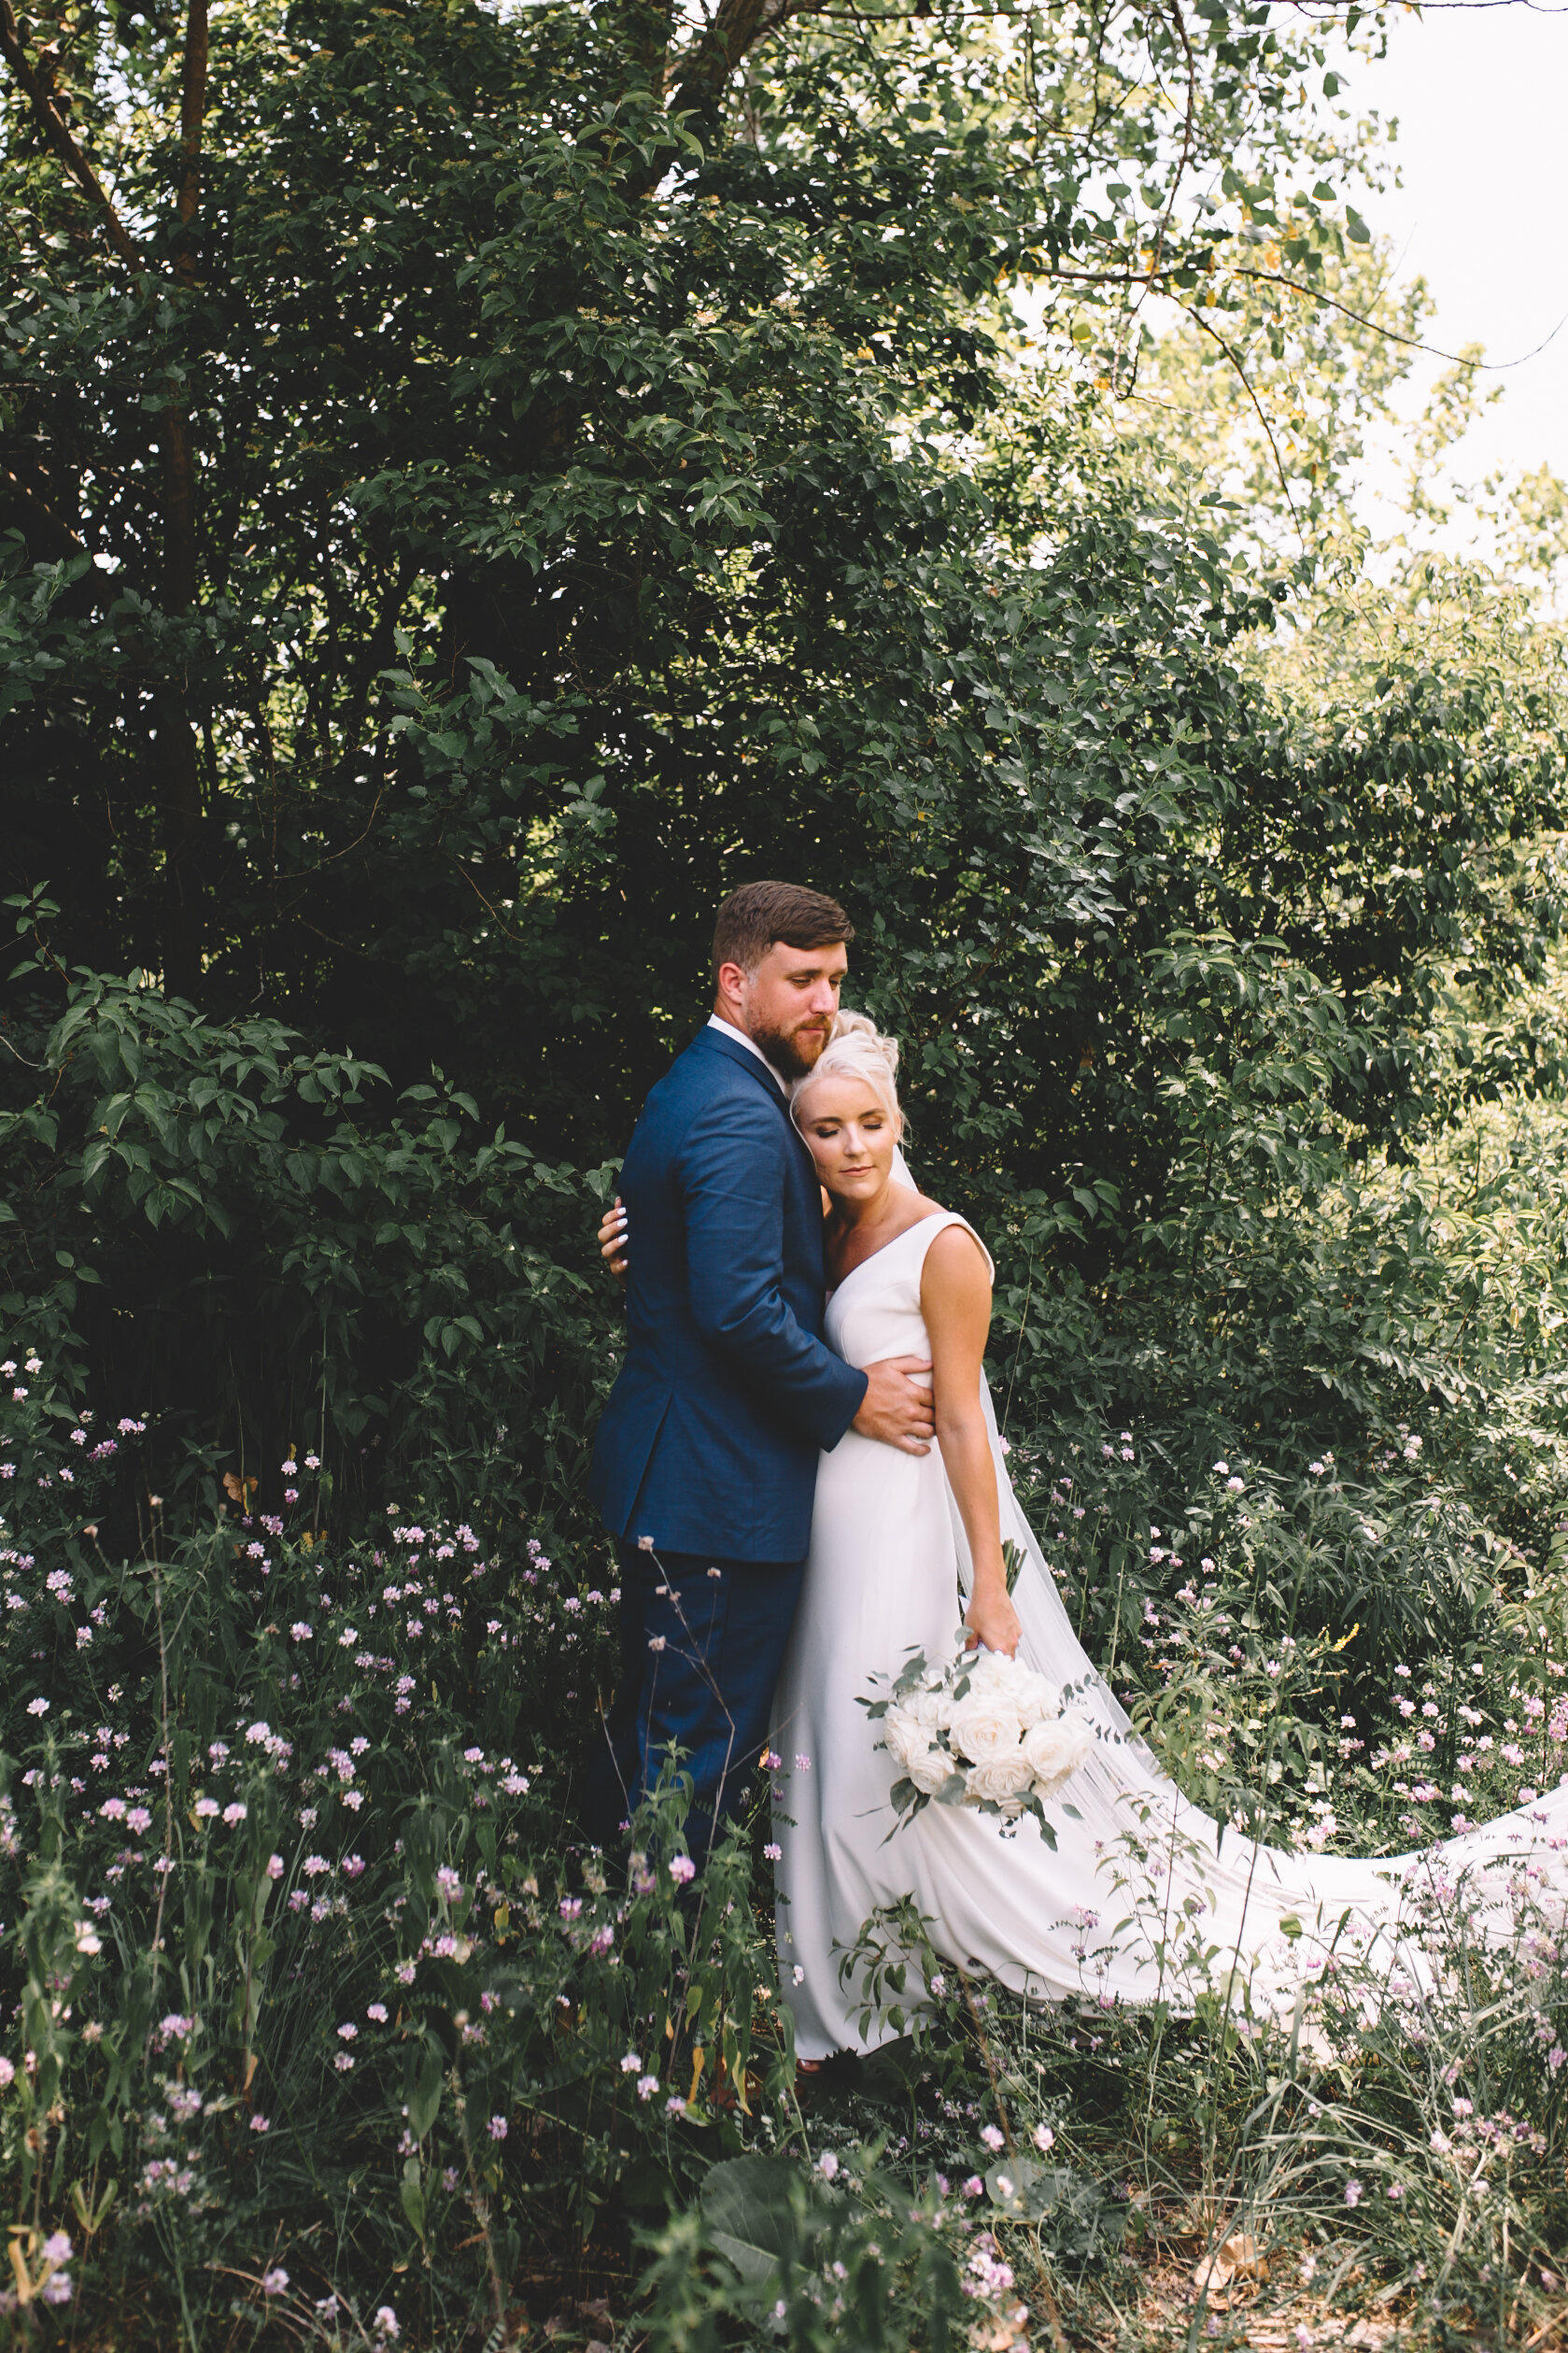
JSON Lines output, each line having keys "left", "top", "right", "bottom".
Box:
{"left": 771, "top": 1204, "right": 1568, "bottom": 2059}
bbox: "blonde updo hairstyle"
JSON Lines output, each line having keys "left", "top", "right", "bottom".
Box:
{"left": 790, "top": 1008, "right": 905, "bottom": 1139}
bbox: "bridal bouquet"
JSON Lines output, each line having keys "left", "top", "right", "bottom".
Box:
{"left": 864, "top": 1639, "right": 1095, "bottom": 1845}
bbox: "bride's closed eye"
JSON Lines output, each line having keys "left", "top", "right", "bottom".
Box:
{"left": 809, "top": 1113, "right": 885, "bottom": 1138}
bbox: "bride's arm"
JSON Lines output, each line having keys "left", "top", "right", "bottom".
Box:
{"left": 922, "top": 1226, "right": 1021, "bottom": 1657}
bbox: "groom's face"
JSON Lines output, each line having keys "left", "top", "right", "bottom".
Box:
{"left": 727, "top": 940, "right": 848, "bottom": 1079}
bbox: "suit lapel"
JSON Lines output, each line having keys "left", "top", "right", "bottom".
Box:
{"left": 690, "top": 1028, "right": 826, "bottom": 1293}
{"left": 696, "top": 1026, "right": 794, "bottom": 1117}
{"left": 694, "top": 1028, "right": 818, "bottom": 1186}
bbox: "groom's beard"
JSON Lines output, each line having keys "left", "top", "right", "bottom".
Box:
{"left": 751, "top": 1016, "right": 832, "bottom": 1081}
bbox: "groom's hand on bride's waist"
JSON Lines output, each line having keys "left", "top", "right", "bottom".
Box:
{"left": 853, "top": 1356, "right": 936, "bottom": 1454}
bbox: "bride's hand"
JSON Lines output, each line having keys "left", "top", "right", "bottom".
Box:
{"left": 598, "top": 1197, "right": 629, "bottom": 1280}
{"left": 965, "top": 1583, "right": 1022, "bottom": 1658}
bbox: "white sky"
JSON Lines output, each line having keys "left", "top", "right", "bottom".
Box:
{"left": 1357, "top": 2, "right": 1568, "bottom": 497}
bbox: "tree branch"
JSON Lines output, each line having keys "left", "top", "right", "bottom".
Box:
{"left": 1186, "top": 305, "right": 1304, "bottom": 544}
{"left": 0, "top": 0, "right": 209, "bottom": 1003}
{"left": 0, "top": 0, "right": 144, "bottom": 274}
{"left": 1037, "top": 249, "right": 1562, "bottom": 376}
{"left": 664, "top": 0, "right": 826, "bottom": 128}
{"left": 163, "top": 0, "right": 208, "bottom": 617}
{"left": 157, "top": 0, "right": 211, "bottom": 998}
{"left": 176, "top": 0, "right": 208, "bottom": 243}
{"left": 622, "top": 0, "right": 677, "bottom": 92}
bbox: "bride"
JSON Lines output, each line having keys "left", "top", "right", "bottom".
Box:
{"left": 606, "top": 1011, "right": 1568, "bottom": 2058}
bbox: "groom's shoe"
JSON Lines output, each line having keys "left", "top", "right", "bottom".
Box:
{"left": 794, "top": 2057, "right": 826, "bottom": 2097}
{"left": 795, "top": 2049, "right": 868, "bottom": 2103}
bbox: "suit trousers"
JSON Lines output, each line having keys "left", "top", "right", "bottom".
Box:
{"left": 581, "top": 1542, "right": 805, "bottom": 1857}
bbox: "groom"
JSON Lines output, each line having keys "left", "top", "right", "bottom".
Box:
{"left": 583, "top": 881, "right": 934, "bottom": 1853}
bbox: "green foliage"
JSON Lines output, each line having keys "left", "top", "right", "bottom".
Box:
{"left": 4, "top": 0, "right": 1567, "bottom": 1504}
{"left": 1, "top": 957, "right": 620, "bottom": 1517}
{"left": 639, "top": 2150, "right": 970, "bottom": 2353}
{"left": 0, "top": 1361, "right": 802, "bottom": 2335}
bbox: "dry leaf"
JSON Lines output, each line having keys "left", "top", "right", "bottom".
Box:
{"left": 1192, "top": 2232, "right": 1263, "bottom": 2292}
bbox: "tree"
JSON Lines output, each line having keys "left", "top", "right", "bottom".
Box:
{"left": 4, "top": 0, "right": 1564, "bottom": 1495}
{"left": 1, "top": 0, "right": 1390, "bottom": 1019}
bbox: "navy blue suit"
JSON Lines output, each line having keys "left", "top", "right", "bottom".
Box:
{"left": 585, "top": 1025, "right": 868, "bottom": 1848}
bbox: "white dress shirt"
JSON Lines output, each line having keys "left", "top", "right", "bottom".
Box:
{"left": 707, "top": 1013, "right": 788, "bottom": 1095}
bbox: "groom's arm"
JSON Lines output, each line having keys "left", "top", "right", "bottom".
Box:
{"left": 678, "top": 1091, "right": 868, "bottom": 1452}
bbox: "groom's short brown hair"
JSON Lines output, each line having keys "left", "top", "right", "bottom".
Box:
{"left": 712, "top": 882, "right": 855, "bottom": 979}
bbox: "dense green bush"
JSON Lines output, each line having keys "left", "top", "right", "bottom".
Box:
{"left": 0, "top": 957, "right": 621, "bottom": 1524}
{"left": 4, "top": 0, "right": 1567, "bottom": 1494}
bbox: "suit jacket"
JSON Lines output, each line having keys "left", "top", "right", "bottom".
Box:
{"left": 589, "top": 1025, "right": 869, "bottom": 1561}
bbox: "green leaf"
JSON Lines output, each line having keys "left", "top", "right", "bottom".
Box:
{"left": 409, "top": 2044, "right": 444, "bottom": 2142}
{"left": 700, "top": 2155, "right": 804, "bottom": 2285}
{"left": 986, "top": 2160, "right": 1124, "bottom": 2257}
{"left": 986, "top": 2156, "right": 1061, "bottom": 2218}
{"left": 859, "top": 2035, "right": 927, "bottom": 2102}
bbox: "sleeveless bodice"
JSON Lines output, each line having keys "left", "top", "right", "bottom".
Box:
{"left": 826, "top": 1212, "right": 994, "bottom": 1373}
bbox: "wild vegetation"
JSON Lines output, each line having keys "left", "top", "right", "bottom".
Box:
{"left": 5, "top": 0, "right": 1568, "bottom": 2341}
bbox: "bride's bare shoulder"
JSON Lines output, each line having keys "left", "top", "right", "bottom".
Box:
{"left": 920, "top": 1209, "right": 991, "bottom": 1283}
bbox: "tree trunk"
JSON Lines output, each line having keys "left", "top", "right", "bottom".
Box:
{"left": 158, "top": 0, "right": 210, "bottom": 1000}
{"left": 0, "top": 0, "right": 211, "bottom": 999}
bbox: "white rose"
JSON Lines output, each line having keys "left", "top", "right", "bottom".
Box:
{"left": 948, "top": 1692, "right": 1021, "bottom": 1765}
{"left": 908, "top": 1683, "right": 954, "bottom": 1734}
{"left": 888, "top": 1703, "right": 925, "bottom": 1760}
{"left": 960, "top": 1646, "right": 1013, "bottom": 1695}
{"left": 1010, "top": 1670, "right": 1059, "bottom": 1729}
{"left": 884, "top": 1704, "right": 954, "bottom": 1794}
{"left": 883, "top": 1707, "right": 920, "bottom": 1775}
{"left": 906, "top": 1743, "right": 954, "bottom": 1795}
{"left": 1022, "top": 1712, "right": 1093, "bottom": 1794}
{"left": 966, "top": 1752, "right": 1036, "bottom": 1805}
